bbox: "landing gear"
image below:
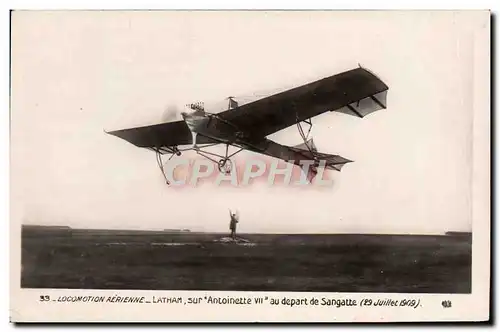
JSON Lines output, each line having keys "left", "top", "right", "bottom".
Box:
{"left": 218, "top": 158, "right": 233, "bottom": 174}
{"left": 195, "top": 143, "right": 242, "bottom": 175}
{"left": 151, "top": 141, "right": 244, "bottom": 185}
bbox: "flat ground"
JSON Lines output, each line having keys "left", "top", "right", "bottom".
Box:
{"left": 21, "top": 227, "right": 471, "bottom": 293}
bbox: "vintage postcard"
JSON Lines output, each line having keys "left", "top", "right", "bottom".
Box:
{"left": 9, "top": 10, "right": 490, "bottom": 322}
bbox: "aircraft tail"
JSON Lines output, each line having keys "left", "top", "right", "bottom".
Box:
{"left": 251, "top": 138, "right": 353, "bottom": 181}
{"left": 290, "top": 138, "right": 352, "bottom": 172}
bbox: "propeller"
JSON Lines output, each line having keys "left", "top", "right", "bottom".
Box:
{"left": 161, "top": 103, "right": 181, "bottom": 122}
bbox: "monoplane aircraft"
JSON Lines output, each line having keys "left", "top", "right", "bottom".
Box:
{"left": 107, "top": 66, "right": 389, "bottom": 184}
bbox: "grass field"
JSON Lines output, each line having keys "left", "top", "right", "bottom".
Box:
{"left": 21, "top": 226, "right": 471, "bottom": 293}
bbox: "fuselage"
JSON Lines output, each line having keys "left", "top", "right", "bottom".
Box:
{"left": 180, "top": 105, "right": 271, "bottom": 154}
{"left": 181, "top": 108, "right": 241, "bottom": 147}
{"left": 181, "top": 110, "right": 209, "bottom": 134}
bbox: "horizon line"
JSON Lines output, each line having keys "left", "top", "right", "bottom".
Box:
{"left": 21, "top": 224, "right": 472, "bottom": 236}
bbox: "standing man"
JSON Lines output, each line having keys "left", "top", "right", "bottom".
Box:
{"left": 229, "top": 210, "right": 239, "bottom": 240}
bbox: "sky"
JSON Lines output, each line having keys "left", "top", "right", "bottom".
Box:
{"left": 11, "top": 11, "right": 487, "bottom": 234}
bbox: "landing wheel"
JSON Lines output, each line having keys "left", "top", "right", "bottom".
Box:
{"left": 218, "top": 158, "right": 233, "bottom": 174}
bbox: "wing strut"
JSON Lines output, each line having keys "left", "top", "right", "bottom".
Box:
{"left": 152, "top": 146, "right": 184, "bottom": 185}
{"left": 296, "top": 113, "right": 316, "bottom": 156}
{"left": 155, "top": 150, "right": 175, "bottom": 185}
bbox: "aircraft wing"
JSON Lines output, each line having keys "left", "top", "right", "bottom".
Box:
{"left": 106, "top": 120, "right": 216, "bottom": 148}
{"left": 218, "top": 67, "right": 388, "bottom": 138}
